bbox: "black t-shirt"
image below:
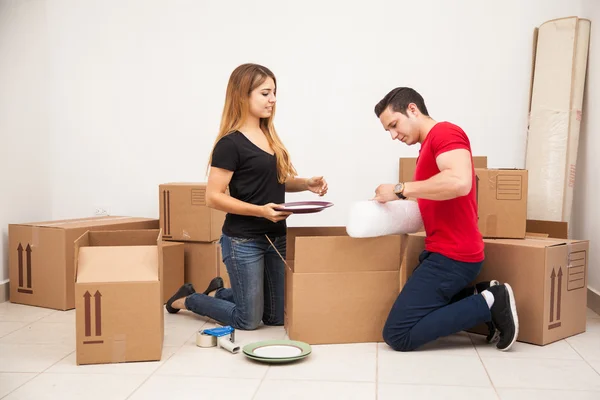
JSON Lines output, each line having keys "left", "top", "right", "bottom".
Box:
{"left": 210, "top": 131, "right": 286, "bottom": 238}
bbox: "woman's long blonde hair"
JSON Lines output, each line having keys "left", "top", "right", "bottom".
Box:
{"left": 207, "top": 63, "right": 297, "bottom": 183}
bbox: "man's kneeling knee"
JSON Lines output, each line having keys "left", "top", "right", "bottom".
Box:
{"left": 382, "top": 326, "right": 416, "bottom": 352}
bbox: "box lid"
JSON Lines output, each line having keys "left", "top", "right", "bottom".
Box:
{"left": 484, "top": 237, "right": 587, "bottom": 248}
{"left": 12, "top": 216, "right": 156, "bottom": 230}
{"left": 159, "top": 182, "right": 207, "bottom": 187}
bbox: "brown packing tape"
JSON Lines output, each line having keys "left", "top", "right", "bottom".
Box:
{"left": 112, "top": 334, "right": 127, "bottom": 363}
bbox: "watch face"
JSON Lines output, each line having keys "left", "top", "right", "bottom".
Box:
{"left": 395, "top": 183, "right": 403, "bottom": 193}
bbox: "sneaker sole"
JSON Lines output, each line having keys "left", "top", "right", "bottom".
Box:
{"left": 500, "top": 283, "right": 519, "bottom": 351}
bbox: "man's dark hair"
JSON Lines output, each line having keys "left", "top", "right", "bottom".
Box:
{"left": 374, "top": 87, "right": 430, "bottom": 118}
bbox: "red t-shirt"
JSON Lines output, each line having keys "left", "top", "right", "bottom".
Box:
{"left": 414, "top": 122, "right": 484, "bottom": 263}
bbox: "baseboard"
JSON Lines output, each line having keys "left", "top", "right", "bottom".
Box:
{"left": 0, "top": 280, "right": 8, "bottom": 303}
{"left": 588, "top": 287, "right": 600, "bottom": 316}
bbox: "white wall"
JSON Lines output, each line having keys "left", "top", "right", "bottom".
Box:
{"left": 0, "top": 0, "right": 53, "bottom": 283}
{"left": 1, "top": 0, "right": 597, "bottom": 293}
{"left": 573, "top": 0, "right": 600, "bottom": 294}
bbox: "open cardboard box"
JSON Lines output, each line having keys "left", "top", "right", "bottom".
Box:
{"left": 285, "top": 227, "right": 402, "bottom": 344}
{"left": 74, "top": 229, "right": 164, "bottom": 365}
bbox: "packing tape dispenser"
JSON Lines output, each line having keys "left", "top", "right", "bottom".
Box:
{"left": 196, "top": 326, "right": 239, "bottom": 354}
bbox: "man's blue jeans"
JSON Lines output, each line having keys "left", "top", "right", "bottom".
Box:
{"left": 383, "top": 250, "right": 492, "bottom": 351}
{"left": 184, "top": 234, "right": 286, "bottom": 330}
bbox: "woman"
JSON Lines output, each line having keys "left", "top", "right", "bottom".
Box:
{"left": 165, "top": 63, "right": 328, "bottom": 330}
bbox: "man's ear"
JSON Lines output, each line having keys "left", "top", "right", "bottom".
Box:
{"left": 407, "top": 103, "right": 418, "bottom": 116}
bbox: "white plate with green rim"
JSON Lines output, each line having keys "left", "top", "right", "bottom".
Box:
{"left": 242, "top": 340, "right": 311, "bottom": 360}
{"left": 243, "top": 352, "right": 309, "bottom": 364}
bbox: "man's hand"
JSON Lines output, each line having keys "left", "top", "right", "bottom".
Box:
{"left": 373, "top": 184, "right": 399, "bottom": 203}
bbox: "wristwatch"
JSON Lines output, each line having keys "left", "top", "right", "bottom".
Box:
{"left": 394, "top": 183, "right": 407, "bottom": 199}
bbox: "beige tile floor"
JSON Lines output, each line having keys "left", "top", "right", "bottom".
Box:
{"left": 1, "top": 301, "right": 599, "bottom": 399}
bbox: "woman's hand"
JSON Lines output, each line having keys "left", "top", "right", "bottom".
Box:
{"left": 306, "top": 176, "right": 328, "bottom": 196}
{"left": 261, "top": 203, "right": 292, "bottom": 223}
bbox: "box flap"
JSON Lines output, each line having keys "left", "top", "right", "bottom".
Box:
{"left": 87, "top": 230, "right": 160, "bottom": 246}
{"left": 77, "top": 246, "right": 159, "bottom": 283}
{"left": 74, "top": 231, "right": 91, "bottom": 284}
{"left": 13, "top": 216, "right": 155, "bottom": 230}
{"left": 526, "top": 219, "right": 568, "bottom": 239}
{"left": 484, "top": 237, "right": 586, "bottom": 248}
{"left": 159, "top": 182, "right": 207, "bottom": 188}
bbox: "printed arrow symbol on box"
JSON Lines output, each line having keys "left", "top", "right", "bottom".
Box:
{"left": 550, "top": 268, "right": 556, "bottom": 323}
{"left": 84, "top": 291, "right": 91, "bottom": 337}
{"left": 25, "top": 244, "right": 32, "bottom": 288}
{"left": 94, "top": 290, "right": 102, "bottom": 337}
{"left": 17, "top": 243, "right": 23, "bottom": 287}
{"left": 557, "top": 267, "right": 563, "bottom": 320}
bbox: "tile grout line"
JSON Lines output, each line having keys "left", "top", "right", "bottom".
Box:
{"left": 1, "top": 347, "right": 75, "bottom": 400}
{"left": 250, "top": 363, "right": 270, "bottom": 400}
{"left": 468, "top": 333, "right": 500, "bottom": 399}
{"left": 0, "top": 310, "right": 57, "bottom": 339}
{"left": 564, "top": 337, "right": 600, "bottom": 377}
{"left": 124, "top": 318, "right": 209, "bottom": 400}
{"left": 375, "top": 343, "right": 379, "bottom": 400}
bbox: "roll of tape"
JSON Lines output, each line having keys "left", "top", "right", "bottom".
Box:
{"left": 196, "top": 330, "right": 217, "bottom": 348}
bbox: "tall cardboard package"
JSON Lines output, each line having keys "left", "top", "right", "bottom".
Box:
{"left": 402, "top": 232, "right": 588, "bottom": 345}
{"left": 285, "top": 227, "right": 402, "bottom": 344}
{"left": 162, "top": 241, "right": 185, "bottom": 303}
{"left": 183, "top": 242, "right": 231, "bottom": 292}
{"left": 159, "top": 183, "right": 225, "bottom": 242}
{"left": 476, "top": 169, "right": 528, "bottom": 239}
{"left": 8, "top": 216, "right": 159, "bottom": 310}
{"left": 74, "top": 230, "right": 164, "bottom": 365}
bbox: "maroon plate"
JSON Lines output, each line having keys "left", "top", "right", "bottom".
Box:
{"left": 274, "top": 201, "right": 334, "bottom": 214}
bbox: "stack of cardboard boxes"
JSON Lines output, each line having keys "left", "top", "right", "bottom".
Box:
{"left": 399, "top": 156, "right": 589, "bottom": 346}
{"left": 158, "top": 183, "right": 230, "bottom": 292}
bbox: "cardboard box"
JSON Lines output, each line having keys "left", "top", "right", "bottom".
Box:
{"left": 285, "top": 227, "right": 402, "bottom": 344}
{"left": 159, "top": 183, "right": 225, "bottom": 242}
{"left": 399, "top": 156, "right": 488, "bottom": 183}
{"left": 183, "top": 242, "right": 230, "bottom": 293}
{"left": 8, "top": 216, "right": 159, "bottom": 310}
{"left": 402, "top": 232, "right": 588, "bottom": 345}
{"left": 162, "top": 241, "right": 185, "bottom": 303}
{"left": 74, "top": 229, "right": 164, "bottom": 365}
{"left": 476, "top": 169, "right": 528, "bottom": 238}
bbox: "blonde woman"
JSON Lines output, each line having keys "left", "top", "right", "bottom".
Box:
{"left": 166, "top": 63, "right": 328, "bottom": 330}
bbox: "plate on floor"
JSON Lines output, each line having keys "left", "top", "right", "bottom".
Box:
{"left": 243, "top": 352, "right": 310, "bottom": 364}
{"left": 274, "top": 201, "right": 333, "bottom": 214}
{"left": 242, "top": 339, "right": 312, "bottom": 360}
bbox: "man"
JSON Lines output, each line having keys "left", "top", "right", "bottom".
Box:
{"left": 373, "top": 87, "right": 518, "bottom": 352}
